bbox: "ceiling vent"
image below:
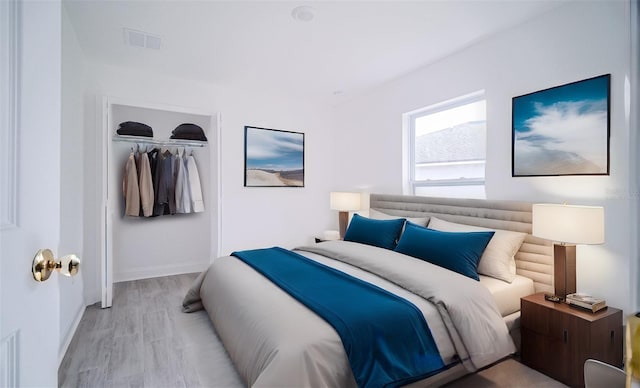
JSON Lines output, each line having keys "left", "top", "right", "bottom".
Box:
{"left": 123, "top": 28, "right": 161, "bottom": 50}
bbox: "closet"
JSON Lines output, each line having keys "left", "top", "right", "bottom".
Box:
{"left": 101, "top": 97, "right": 221, "bottom": 308}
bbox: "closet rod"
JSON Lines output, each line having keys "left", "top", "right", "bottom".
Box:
{"left": 112, "top": 135, "right": 207, "bottom": 148}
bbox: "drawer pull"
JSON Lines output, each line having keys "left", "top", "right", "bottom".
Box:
{"left": 611, "top": 330, "right": 615, "bottom": 343}
{"left": 563, "top": 329, "right": 568, "bottom": 344}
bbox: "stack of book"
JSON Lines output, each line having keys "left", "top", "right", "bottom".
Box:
{"left": 566, "top": 293, "right": 607, "bottom": 313}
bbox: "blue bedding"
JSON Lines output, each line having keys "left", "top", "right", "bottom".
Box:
{"left": 231, "top": 247, "right": 445, "bottom": 388}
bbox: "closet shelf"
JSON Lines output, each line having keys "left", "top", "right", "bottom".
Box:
{"left": 112, "top": 135, "right": 208, "bottom": 148}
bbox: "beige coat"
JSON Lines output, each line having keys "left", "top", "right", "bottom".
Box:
{"left": 123, "top": 152, "right": 140, "bottom": 216}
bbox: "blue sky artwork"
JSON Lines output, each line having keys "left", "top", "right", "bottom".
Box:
{"left": 513, "top": 75, "right": 609, "bottom": 176}
{"left": 246, "top": 127, "right": 304, "bottom": 171}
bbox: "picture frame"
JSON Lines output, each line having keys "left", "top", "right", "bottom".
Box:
{"left": 512, "top": 74, "right": 610, "bottom": 177}
{"left": 244, "top": 125, "right": 305, "bottom": 187}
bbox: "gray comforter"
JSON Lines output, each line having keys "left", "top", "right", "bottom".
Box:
{"left": 183, "top": 240, "right": 515, "bottom": 387}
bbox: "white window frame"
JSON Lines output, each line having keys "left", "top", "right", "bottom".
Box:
{"left": 403, "top": 91, "right": 486, "bottom": 197}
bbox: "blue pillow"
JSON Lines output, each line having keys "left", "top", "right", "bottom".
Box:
{"left": 343, "top": 213, "right": 406, "bottom": 250}
{"left": 394, "top": 222, "right": 494, "bottom": 281}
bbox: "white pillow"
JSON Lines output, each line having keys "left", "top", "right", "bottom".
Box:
{"left": 427, "top": 217, "right": 526, "bottom": 283}
{"left": 368, "top": 208, "right": 429, "bottom": 227}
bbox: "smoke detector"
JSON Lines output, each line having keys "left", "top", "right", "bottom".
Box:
{"left": 291, "top": 6, "right": 315, "bottom": 22}
{"left": 123, "top": 28, "right": 162, "bottom": 50}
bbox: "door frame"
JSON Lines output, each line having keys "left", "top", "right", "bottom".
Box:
{"left": 100, "top": 96, "right": 222, "bottom": 308}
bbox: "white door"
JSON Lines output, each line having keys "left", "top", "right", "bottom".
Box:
{"left": 1, "top": 1, "right": 63, "bottom": 387}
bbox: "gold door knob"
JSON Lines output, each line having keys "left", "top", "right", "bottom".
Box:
{"left": 32, "top": 249, "right": 80, "bottom": 282}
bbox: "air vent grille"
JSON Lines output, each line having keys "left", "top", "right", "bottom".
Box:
{"left": 123, "top": 28, "right": 161, "bottom": 50}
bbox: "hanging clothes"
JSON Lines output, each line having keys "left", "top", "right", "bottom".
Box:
{"left": 123, "top": 151, "right": 140, "bottom": 217}
{"left": 153, "top": 149, "right": 176, "bottom": 216}
{"left": 138, "top": 149, "right": 154, "bottom": 217}
{"left": 174, "top": 149, "right": 191, "bottom": 214}
{"left": 186, "top": 153, "right": 205, "bottom": 213}
{"left": 148, "top": 148, "right": 160, "bottom": 217}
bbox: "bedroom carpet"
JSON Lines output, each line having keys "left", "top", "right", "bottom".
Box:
{"left": 59, "top": 273, "right": 568, "bottom": 388}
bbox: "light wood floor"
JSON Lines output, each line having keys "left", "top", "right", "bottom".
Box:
{"left": 59, "top": 273, "right": 242, "bottom": 387}
{"left": 59, "top": 274, "right": 566, "bottom": 388}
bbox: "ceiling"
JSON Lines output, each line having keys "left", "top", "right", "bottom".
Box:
{"left": 63, "top": 0, "right": 567, "bottom": 105}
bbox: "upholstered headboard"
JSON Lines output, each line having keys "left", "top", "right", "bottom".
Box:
{"left": 369, "top": 194, "right": 554, "bottom": 293}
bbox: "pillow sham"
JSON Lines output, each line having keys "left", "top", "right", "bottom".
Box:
{"left": 343, "top": 213, "right": 405, "bottom": 250}
{"left": 427, "top": 217, "right": 526, "bottom": 283}
{"left": 368, "top": 208, "right": 430, "bottom": 227}
{"left": 394, "top": 222, "right": 494, "bottom": 281}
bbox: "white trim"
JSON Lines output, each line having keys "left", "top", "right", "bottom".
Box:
{"left": 629, "top": 0, "right": 640, "bottom": 312}
{"left": 113, "top": 261, "right": 210, "bottom": 283}
{"left": 404, "top": 90, "right": 486, "bottom": 118}
{"left": 214, "top": 112, "right": 223, "bottom": 259}
{"left": 1, "top": 330, "right": 19, "bottom": 388}
{"left": 100, "top": 97, "right": 111, "bottom": 308}
{"left": 0, "top": 0, "right": 20, "bottom": 230}
{"left": 58, "top": 304, "right": 86, "bottom": 367}
{"left": 401, "top": 113, "right": 412, "bottom": 195}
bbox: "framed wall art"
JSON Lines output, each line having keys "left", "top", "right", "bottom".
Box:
{"left": 244, "top": 125, "right": 305, "bottom": 187}
{"left": 512, "top": 74, "right": 610, "bottom": 177}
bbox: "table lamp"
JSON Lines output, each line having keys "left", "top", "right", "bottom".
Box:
{"left": 532, "top": 203, "right": 604, "bottom": 301}
{"left": 330, "top": 192, "right": 361, "bottom": 239}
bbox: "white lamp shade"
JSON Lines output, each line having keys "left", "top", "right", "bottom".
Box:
{"left": 330, "top": 192, "right": 361, "bottom": 211}
{"left": 532, "top": 203, "right": 605, "bottom": 244}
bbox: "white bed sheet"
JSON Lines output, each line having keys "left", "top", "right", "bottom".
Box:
{"left": 479, "top": 274, "right": 535, "bottom": 317}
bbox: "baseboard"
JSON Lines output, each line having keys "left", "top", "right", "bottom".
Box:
{"left": 58, "top": 303, "right": 86, "bottom": 367}
{"left": 113, "top": 261, "right": 209, "bottom": 283}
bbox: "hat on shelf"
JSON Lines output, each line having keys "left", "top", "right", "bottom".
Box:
{"left": 170, "top": 123, "right": 207, "bottom": 141}
{"left": 116, "top": 121, "right": 153, "bottom": 137}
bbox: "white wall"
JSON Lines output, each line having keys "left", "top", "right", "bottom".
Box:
{"left": 81, "top": 63, "right": 336, "bottom": 303}
{"left": 60, "top": 7, "right": 86, "bottom": 359}
{"left": 332, "top": 1, "right": 636, "bottom": 313}
{"left": 214, "top": 85, "right": 336, "bottom": 254}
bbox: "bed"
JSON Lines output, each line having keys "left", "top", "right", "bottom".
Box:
{"left": 183, "top": 194, "right": 554, "bottom": 387}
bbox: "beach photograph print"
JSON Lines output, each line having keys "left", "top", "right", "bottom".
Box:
{"left": 512, "top": 74, "right": 610, "bottom": 176}
{"left": 244, "top": 126, "right": 305, "bottom": 187}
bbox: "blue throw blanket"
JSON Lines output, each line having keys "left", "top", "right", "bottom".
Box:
{"left": 231, "top": 247, "right": 445, "bottom": 388}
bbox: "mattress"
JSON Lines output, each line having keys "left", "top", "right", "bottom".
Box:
{"left": 480, "top": 274, "right": 535, "bottom": 317}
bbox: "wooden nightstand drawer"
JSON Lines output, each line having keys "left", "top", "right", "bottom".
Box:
{"left": 521, "top": 327, "right": 571, "bottom": 383}
{"left": 521, "top": 298, "right": 569, "bottom": 340}
{"left": 520, "top": 293, "right": 623, "bottom": 387}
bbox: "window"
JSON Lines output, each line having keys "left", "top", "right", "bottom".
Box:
{"left": 404, "top": 92, "right": 486, "bottom": 198}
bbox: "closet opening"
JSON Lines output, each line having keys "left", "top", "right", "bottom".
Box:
{"left": 101, "top": 98, "right": 221, "bottom": 308}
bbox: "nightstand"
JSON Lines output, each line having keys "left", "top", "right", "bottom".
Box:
{"left": 520, "top": 293, "right": 623, "bottom": 387}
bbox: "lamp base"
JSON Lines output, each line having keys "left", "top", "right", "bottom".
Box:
{"left": 338, "top": 211, "right": 349, "bottom": 239}
{"left": 554, "top": 244, "right": 576, "bottom": 300}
